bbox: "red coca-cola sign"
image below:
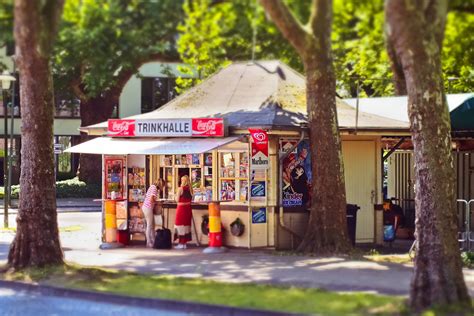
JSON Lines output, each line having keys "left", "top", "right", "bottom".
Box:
{"left": 191, "top": 118, "right": 224, "bottom": 137}
{"left": 108, "top": 119, "right": 136, "bottom": 136}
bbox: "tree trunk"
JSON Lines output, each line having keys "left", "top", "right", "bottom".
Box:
{"left": 385, "top": 0, "right": 470, "bottom": 311}
{"left": 259, "top": 0, "right": 351, "bottom": 254}
{"left": 297, "top": 56, "right": 350, "bottom": 253}
{"left": 77, "top": 95, "right": 116, "bottom": 184}
{"left": 8, "top": 0, "right": 64, "bottom": 269}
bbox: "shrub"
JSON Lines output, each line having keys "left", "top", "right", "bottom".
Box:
{"left": 461, "top": 252, "right": 474, "bottom": 268}
{"left": 1, "top": 177, "right": 101, "bottom": 199}
{"left": 55, "top": 177, "right": 101, "bottom": 198}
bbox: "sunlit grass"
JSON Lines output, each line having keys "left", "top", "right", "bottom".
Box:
{"left": 0, "top": 225, "right": 83, "bottom": 233}
{"left": 365, "top": 254, "right": 413, "bottom": 265}
{"left": 2, "top": 263, "right": 406, "bottom": 315}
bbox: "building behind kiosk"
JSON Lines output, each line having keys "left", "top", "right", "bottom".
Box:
{"left": 68, "top": 61, "right": 412, "bottom": 250}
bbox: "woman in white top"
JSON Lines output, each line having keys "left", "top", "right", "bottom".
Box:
{"left": 142, "top": 179, "right": 164, "bottom": 247}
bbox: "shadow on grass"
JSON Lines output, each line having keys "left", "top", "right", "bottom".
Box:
{"left": 1, "top": 262, "right": 407, "bottom": 316}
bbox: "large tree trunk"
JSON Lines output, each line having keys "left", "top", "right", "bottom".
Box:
{"left": 8, "top": 0, "right": 64, "bottom": 269}
{"left": 260, "top": 0, "right": 351, "bottom": 254}
{"left": 385, "top": 0, "right": 470, "bottom": 311}
{"left": 297, "top": 58, "right": 350, "bottom": 253}
{"left": 77, "top": 95, "right": 116, "bottom": 184}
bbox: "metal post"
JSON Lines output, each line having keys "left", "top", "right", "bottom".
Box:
{"left": 8, "top": 75, "right": 15, "bottom": 208}
{"left": 3, "top": 88, "right": 8, "bottom": 228}
{"left": 355, "top": 80, "right": 360, "bottom": 134}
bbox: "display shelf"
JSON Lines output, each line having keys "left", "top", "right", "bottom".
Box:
{"left": 127, "top": 166, "right": 146, "bottom": 234}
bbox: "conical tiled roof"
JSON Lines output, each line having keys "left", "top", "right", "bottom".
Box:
{"left": 85, "top": 61, "right": 409, "bottom": 133}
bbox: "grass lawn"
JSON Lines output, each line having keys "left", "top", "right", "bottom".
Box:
{"left": 2, "top": 263, "right": 406, "bottom": 315}
{"left": 0, "top": 225, "right": 83, "bottom": 233}
{"left": 364, "top": 254, "right": 413, "bottom": 265}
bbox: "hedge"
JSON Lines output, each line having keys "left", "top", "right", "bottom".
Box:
{"left": 2, "top": 177, "right": 101, "bottom": 199}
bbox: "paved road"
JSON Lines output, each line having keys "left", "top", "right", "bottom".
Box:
{"left": 0, "top": 285, "right": 186, "bottom": 316}
{"left": 1, "top": 212, "right": 474, "bottom": 297}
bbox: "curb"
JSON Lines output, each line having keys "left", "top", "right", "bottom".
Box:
{"left": 0, "top": 280, "right": 301, "bottom": 316}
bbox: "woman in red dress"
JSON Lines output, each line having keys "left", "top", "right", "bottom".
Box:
{"left": 174, "top": 175, "right": 193, "bottom": 249}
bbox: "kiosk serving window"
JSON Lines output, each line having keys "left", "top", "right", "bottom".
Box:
{"left": 159, "top": 154, "right": 213, "bottom": 201}
{"left": 219, "top": 152, "right": 249, "bottom": 202}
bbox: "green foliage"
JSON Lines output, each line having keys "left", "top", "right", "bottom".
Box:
{"left": 176, "top": 0, "right": 234, "bottom": 92}
{"left": 176, "top": 0, "right": 304, "bottom": 93}
{"left": 333, "top": 0, "right": 393, "bottom": 97}
{"left": 0, "top": 0, "right": 12, "bottom": 45}
{"left": 443, "top": 11, "right": 474, "bottom": 93}
{"left": 177, "top": 0, "right": 474, "bottom": 96}
{"left": 1, "top": 177, "right": 100, "bottom": 199}
{"left": 0, "top": 0, "right": 13, "bottom": 71}
{"left": 55, "top": 177, "right": 101, "bottom": 198}
{"left": 461, "top": 252, "right": 474, "bottom": 268}
{"left": 53, "top": 0, "right": 183, "bottom": 100}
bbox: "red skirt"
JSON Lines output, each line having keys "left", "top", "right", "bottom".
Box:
{"left": 174, "top": 202, "right": 192, "bottom": 242}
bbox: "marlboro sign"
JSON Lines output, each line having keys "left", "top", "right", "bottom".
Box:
{"left": 249, "top": 129, "right": 269, "bottom": 170}
{"left": 108, "top": 118, "right": 225, "bottom": 137}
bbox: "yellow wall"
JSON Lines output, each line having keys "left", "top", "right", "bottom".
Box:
{"left": 341, "top": 136, "right": 383, "bottom": 244}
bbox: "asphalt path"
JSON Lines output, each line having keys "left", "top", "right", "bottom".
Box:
{"left": 0, "top": 285, "right": 186, "bottom": 316}
{"left": 0, "top": 212, "right": 473, "bottom": 298}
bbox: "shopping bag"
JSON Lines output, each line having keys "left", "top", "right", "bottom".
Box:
{"left": 384, "top": 225, "right": 396, "bottom": 242}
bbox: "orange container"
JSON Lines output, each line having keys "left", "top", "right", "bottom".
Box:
{"left": 208, "top": 202, "right": 221, "bottom": 217}
{"left": 105, "top": 200, "right": 116, "bottom": 215}
{"left": 208, "top": 232, "right": 222, "bottom": 247}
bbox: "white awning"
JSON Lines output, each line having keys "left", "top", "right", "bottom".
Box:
{"left": 65, "top": 136, "right": 242, "bottom": 155}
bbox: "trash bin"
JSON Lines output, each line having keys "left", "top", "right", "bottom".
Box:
{"left": 346, "top": 204, "right": 360, "bottom": 246}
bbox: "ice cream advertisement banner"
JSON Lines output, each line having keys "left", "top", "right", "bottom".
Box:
{"left": 249, "top": 129, "right": 269, "bottom": 170}
{"left": 108, "top": 118, "right": 224, "bottom": 137}
{"left": 281, "top": 139, "right": 312, "bottom": 207}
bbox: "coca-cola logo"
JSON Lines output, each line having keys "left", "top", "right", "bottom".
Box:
{"left": 192, "top": 118, "right": 224, "bottom": 136}
{"left": 195, "top": 120, "right": 217, "bottom": 132}
{"left": 108, "top": 120, "right": 135, "bottom": 136}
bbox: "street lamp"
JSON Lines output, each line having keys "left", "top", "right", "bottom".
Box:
{"left": 0, "top": 71, "right": 16, "bottom": 228}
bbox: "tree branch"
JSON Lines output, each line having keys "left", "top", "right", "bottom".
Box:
{"left": 309, "top": 0, "right": 331, "bottom": 38}
{"left": 39, "top": 0, "right": 65, "bottom": 54}
{"left": 259, "top": 0, "right": 308, "bottom": 55}
{"left": 70, "top": 79, "right": 88, "bottom": 103}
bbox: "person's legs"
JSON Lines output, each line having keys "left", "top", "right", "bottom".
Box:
{"left": 142, "top": 206, "right": 155, "bottom": 247}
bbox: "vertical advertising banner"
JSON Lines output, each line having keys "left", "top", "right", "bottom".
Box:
{"left": 281, "top": 139, "right": 312, "bottom": 207}
{"left": 104, "top": 156, "right": 125, "bottom": 199}
{"left": 249, "top": 129, "right": 269, "bottom": 170}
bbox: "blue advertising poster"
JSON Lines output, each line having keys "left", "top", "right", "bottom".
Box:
{"left": 252, "top": 208, "right": 267, "bottom": 224}
{"left": 281, "top": 140, "right": 312, "bottom": 207}
{"left": 250, "top": 181, "right": 266, "bottom": 198}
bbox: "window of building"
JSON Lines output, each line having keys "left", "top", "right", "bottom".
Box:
{"left": 141, "top": 77, "right": 177, "bottom": 114}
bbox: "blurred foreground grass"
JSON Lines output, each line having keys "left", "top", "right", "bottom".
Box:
{"left": 1, "top": 263, "right": 406, "bottom": 316}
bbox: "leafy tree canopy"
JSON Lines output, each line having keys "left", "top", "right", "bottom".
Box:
{"left": 54, "top": 0, "right": 183, "bottom": 101}
{"left": 177, "top": 0, "right": 473, "bottom": 96}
